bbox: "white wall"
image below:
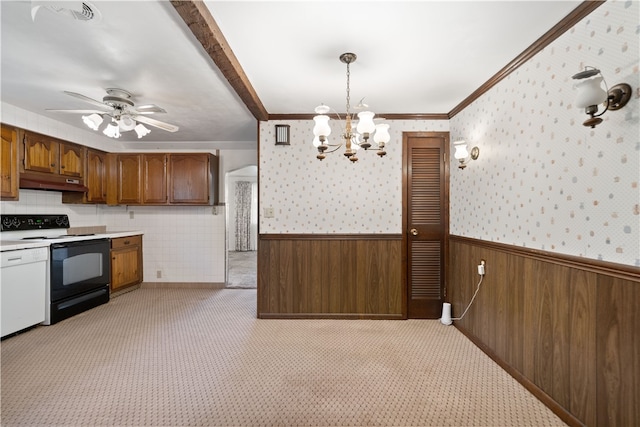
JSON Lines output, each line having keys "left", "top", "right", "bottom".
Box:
{"left": 449, "top": 0, "right": 639, "bottom": 266}
{"left": 218, "top": 149, "right": 257, "bottom": 204}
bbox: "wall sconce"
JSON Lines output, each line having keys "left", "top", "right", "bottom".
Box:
{"left": 572, "top": 67, "right": 632, "bottom": 128}
{"left": 453, "top": 140, "right": 479, "bottom": 170}
{"left": 275, "top": 124, "right": 290, "bottom": 145}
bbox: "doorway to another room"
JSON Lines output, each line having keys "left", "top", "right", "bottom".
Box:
{"left": 225, "top": 166, "right": 258, "bottom": 289}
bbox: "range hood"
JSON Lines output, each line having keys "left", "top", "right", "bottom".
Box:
{"left": 20, "top": 176, "right": 88, "bottom": 192}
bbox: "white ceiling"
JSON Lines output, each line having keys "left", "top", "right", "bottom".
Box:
{"left": 1, "top": 0, "right": 581, "bottom": 149}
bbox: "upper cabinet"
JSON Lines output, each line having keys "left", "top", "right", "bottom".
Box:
{"left": 62, "top": 148, "right": 108, "bottom": 204}
{"left": 19, "top": 130, "right": 87, "bottom": 194}
{"left": 2, "top": 124, "right": 220, "bottom": 206}
{"left": 22, "top": 131, "right": 84, "bottom": 178}
{"left": 85, "top": 149, "right": 108, "bottom": 203}
{"left": 106, "top": 152, "right": 218, "bottom": 206}
{"left": 22, "top": 131, "right": 58, "bottom": 174}
{"left": 169, "top": 153, "right": 218, "bottom": 205}
{"left": 112, "top": 154, "right": 143, "bottom": 205}
{"left": 1, "top": 124, "right": 19, "bottom": 200}
{"left": 58, "top": 142, "right": 84, "bottom": 178}
{"left": 142, "top": 154, "right": 168, "bottom": 204}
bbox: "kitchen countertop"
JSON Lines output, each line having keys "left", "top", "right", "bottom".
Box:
{"left": 0, "top": 231, "right": 144, "bottom": 252}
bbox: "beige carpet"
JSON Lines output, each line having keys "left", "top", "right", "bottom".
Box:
{"left": 1, "top": 288, "right": 565, "bottom": 426}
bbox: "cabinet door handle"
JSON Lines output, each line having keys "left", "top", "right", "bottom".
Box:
{"left": 410, "top": 228, "right": 418, "bottom": 236}
{"left": 124, "top": 240, "right": 130, "bottom": 245}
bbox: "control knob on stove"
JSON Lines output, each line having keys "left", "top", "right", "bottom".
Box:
{"left": 55, "top": 216, "right": 69, "bottom": 227}
{"left": 0, "top": 216, "right": 20, "bottom": 230}
{"left": 2, "top": 216, "right": 14, "bottom": 230}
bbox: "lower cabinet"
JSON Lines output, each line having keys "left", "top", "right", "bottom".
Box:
{"left": 110, "top": 235, "right": 143, "bottom": 292}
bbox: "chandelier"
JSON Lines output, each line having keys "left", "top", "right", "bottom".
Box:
{"left": 82, "top": 113, "right": 151, "bottom": 139}
{"left": 312, "top": 53, "right": 390, "bottom": 162}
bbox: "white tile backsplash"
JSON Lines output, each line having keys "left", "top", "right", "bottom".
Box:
{"left": 1, "top": 191, "right": 227, "bottom": 283}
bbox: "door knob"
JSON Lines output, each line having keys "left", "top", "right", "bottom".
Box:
{"left": 410, "top": 228, "right": 418, "bottom": 236}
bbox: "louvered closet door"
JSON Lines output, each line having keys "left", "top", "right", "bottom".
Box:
{"left": 404, "top": 133, "right": 448, "bottom": 318}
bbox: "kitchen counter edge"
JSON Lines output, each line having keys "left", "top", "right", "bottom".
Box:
{"left": 0, "top": 231, "right": 144, "bottom": 252}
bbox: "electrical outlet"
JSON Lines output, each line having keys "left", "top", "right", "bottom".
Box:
{"left": 477, "top": 260, "right": 486, "bottom": 276}
{"left": 129, "top": 211, "right": 134, "bottom": 219}
{"left": 156, "top": 270, "right": 162, "bottom": 279}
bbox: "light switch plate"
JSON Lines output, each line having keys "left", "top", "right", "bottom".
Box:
{"left": 264, "top": 207, "right": 274, "bottom": 218}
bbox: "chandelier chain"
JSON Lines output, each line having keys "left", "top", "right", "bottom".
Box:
{"left": 345, "top": 61, "right": 351, "bottom": 118}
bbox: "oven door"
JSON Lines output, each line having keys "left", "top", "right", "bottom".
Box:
{"left": 50, "top": 239, "right": 110, "bottom": 302}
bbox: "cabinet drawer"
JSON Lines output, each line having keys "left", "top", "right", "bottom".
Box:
{"left": 111, "top": 235, "right": 142, "bottom": 250}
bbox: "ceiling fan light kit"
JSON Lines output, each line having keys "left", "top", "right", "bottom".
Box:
{"left": 103, "top": 120, "right": 121, "bottom": 139}
{"left": 81, "top": 113, "right": 102, "bottom": 131}
{"left": 312, "top": 53, "right": 390, "bottom": 162}
{"left": 47, "top": 88, "right": 178, "bottom": 139}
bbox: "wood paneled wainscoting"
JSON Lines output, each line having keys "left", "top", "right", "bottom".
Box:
{"left": 258, "top": 234, "right": 404, "bottom": 319}
{"left": 449, "top": 236, "right": 640, "bottom": 427}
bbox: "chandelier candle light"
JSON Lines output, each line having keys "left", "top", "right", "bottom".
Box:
{"left": 312, "top": 53, "right": 390, "bottom": 162}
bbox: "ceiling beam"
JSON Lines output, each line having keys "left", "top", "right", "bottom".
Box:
{"left": 170, "top": 0, "right": 269, "bottom": 122}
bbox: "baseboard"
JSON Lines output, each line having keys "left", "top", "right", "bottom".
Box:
{"left": 141, "top": 282, "right": 226, "bottom": 289}
{"left": 258, "top": 313, "right": 405, "bottom": 320}
{"left": 455, "top": 324, "right": 584, "bottom": 427}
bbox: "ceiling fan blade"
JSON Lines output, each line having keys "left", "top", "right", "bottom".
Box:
{"left": 134, "top": 104, "right": 166, "bottom": 114}
{"left": 64, "top": 91, "right": 111, "bottom": 110}
{"left": 134, "top": 115, "right": 179, "bottom": 132}
{"left": 46, "top": 109, "right": 108, "bottom": 114}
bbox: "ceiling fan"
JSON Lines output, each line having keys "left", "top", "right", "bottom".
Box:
{"left": 47, "top": 88, "right": 179, "bottom": 138}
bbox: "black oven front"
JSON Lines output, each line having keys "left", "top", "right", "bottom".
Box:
{"left": 47, "top": 238, "right": 110, "bottom": 324}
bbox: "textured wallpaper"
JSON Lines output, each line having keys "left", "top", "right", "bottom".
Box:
{"left": 259, "top": 120, "right": 448, "bottom": 234}
{"left": 449, "top": 0, "right": 639, "bottom": 266}
{"left": 260, "top": 0, "right": 638, "bottom": 267}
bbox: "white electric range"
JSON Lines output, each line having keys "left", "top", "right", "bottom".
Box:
{"left": 1, "top": 214, "right": 111, "bottom": 330}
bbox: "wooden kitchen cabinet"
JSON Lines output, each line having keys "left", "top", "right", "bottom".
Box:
{"left": 84, "top": 149, "right": 108, "bottom": 203}
{"left": 58, "top": 142, "right": 84, "bottom": 178}
{"left": 62, "top": 148, "right": 108, "bottom": 204}
{"left": 168, "top": 153, "right": 218, "bottom": 205}
{"left": 107, "top": 152, "right": 218, "bottom": 206}
{"left": 113, "top": 154, "right": 143, "bottom": 205}
{"left": 22, "top": 131, "right": 84, "bottom": 178}
{"left": 22, "top": 131, "right": 58, "bottom": 174}
{"left": 1, "top": 124, "right": 19, "bottom": 200}
{"left": 110, "top": 235, "right": 143, "bottom": 292}
{"left": 142, "top": 154, "right": 167, "bottom": 204}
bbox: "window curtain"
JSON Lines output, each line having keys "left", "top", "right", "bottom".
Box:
{"left": 235, "top": 181, "right": 254, "bottom": 251}
{"left": 250, "top": 182, "right": 258, "bottom": 251}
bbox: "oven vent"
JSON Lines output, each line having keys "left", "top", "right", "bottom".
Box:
{"left": 31, "top": 1, "right": 101, "bottom": 23}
